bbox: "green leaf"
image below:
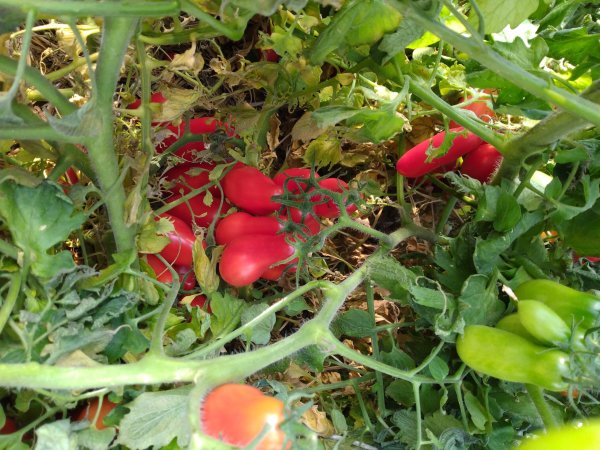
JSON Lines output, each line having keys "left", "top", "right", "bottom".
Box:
{"left": 330, "top": 409, "right": 348, "bottom": 434}
{"left": 379, "top": 16, "right": 425, "bottom": 59}
{"left": 34, "top": 420, "right": 77, "bottom": 450}
{"left": 75, "top": 427, "right": 117, "bottom": 450}
{"left": 544, "top": 27, "right": 600, "bottom": 66}
{"left": 303, "top": 133, "right": 342, "bottom": 168}
{"left": 209, "top": 292, "right": 245, "bottom": 336}
{"left": 471, "top": 0, "right": 540, "bottom": 34}
{"left": 380, "top": 347, "right": 415, "bottom": 370}
{"left": 458, "top": 274, "right": 505, "bottom": 327}
{"left": 464, "top": 391, "right": 488, "bottom": 430}
{"left": 558, "top": 200, "right": 600, "bottom": 257}
{"left": 308, "top": 2, "right": 360, "bottom": 65}
{"left": 0, "top": 180, "right": 85, "bottom": 278}
{"left": 117, "top": 385, "right": 192, "bottom": 450}
{"left": 331, "top": 309, "right": 373, "bottom": 338}
{"left": 241, "top": 303, "right": 276, "bottom": 345}
{"left": 386, "top": 380, "right": 415, "bottom": 407}
{"left": 368, "top": 255, "right": 417, "bottom": 301}
{"left": 0, "top": 6, "right": 25, "bottom": 34}
{"left": 494, "top": 191, "right": 522, "bottom": 232}
{"left": 295, "top": 345, "right": 326, "bottom": 372}
{"left": 427, "top": 356, "right": 449, "bottom": 381}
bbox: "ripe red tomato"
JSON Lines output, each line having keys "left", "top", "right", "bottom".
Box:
{"left": 286, "top": 207, "right": 321, "bottom": 236}
{"left": 449, "top": 94, "right": 495, "bottom": 128}
{"left": 145, "top": 255, "right": 197, "bottom": 290}
{"left": 1, "top": 417, "right": 16, "bottom": 434}
{"left": 222, "top": 164, "right": 283, "bottom": 215}
{"left": 75, "top": 398, "right": 117, "bottom": 430}
{"left": 166, "top": 192, "right": 231, "bottom": 228}
{"left": 215, "top": 212, "right": 283, "bottom": 246}
{"left": 260, "top": 49, "right": 280, "bottom": 63}
{"left": 460, "top": 143, "right": 503, "bottom": 182}
{"left": 396, "top": 128, "right": 483, "bottom": 178}
{"left": 311, "top": 178, "right": 357, "bottom": 219}
{"left": 156, "top": 213, "right": 197, "bottom": 267}
{"left": 272, "top": 168, "right": 317, "bottom": 193}
{"left": 201, "top": 384, "right": 289, "bottom": 450}
{"left": 163, "top": 162, "right": 220, "bottom": 196}
{"left": 175, "top": 265, "right": 197, "bottom": 291}
{"left": 156, "top": 117, "right": 233, "bottom": 161}
{"left": 126, "top": 92, "right": 167, "bottom": 111}
{"left": 219, "top": 234, "right": 295, "bottom": 287}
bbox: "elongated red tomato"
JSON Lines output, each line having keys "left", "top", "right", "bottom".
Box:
{"left": 215, "top": 212, "right": 283, "bottom": 245}
{"left": 75, "top": 399, "right": 117, "bottom": 430}
{"left": 286, "top": 207, "right": 321, "bottom": 236}
{"left": 449, "top": 95, "right": 495, "bottom": 128}
{"left": 1, "top": 417, "right": 16, "bottom": 434}
{"left": 396, "top": 128, "right": 483, "bottom": 178}
{"left": 175, "top": 264, "right": 197, "bottom": 291}
{"left": 222, "top": 164, "right": 283, "bottom": 215}
{"left": 273, "top": 168, "right": 317, "bottom": 193}
{"left": 311, "top": 178, "right": 357, "bottom": 219}
{"left": 201, "top": 384, "right": 289, "bottom": 450}
{"left": 156, "top": 213, "right": 197, "bottom": 267}
{"left": 219, "top": 234, "right": 295, "bottom": 286}
{"left": 460, "top": 143, "right": 503, "bottom": 183}
{"left": 146, "top": 255, "right": 197, "bottom": 290}
{"left": 166, "top": 192, "right": 231, "bottom": 228}
{"left": 163, "top": 162, "right": 219, "bottom": 196}
{"left": 126, "top": 92, "right": 167, "bottom": 111}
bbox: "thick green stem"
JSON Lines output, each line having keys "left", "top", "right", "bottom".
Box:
{"left": 86, "top": 17, "right": 138, "bottom": 254}
{"left": 392, "top": 0, "right": 600, "bottom": 128}
{"left": 0, "top": 271, "right": 23, "bottom": 334}
{"left": 526, "top": 384, "right": 562, "bottom": 429}
{"left": 0, "top": 0, "right": 179, "bottom": 16}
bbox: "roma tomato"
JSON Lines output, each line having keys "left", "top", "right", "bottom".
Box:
{"left": 222, "top": 164, "right": 283, "bottom": 215}
{"left": 449, "top": 95, "right": 496, "bottom": 128}
{"left": 219, "top": 234, "right": 295, "bottom": 287}
{"left": 396, "top": 128, "right": 483, "bottom": 178}
{"left": 457, "top": 325, "right": 570, "bottom": 391}
{"left": 311, "top": 178, "right": 357, "bottom": 219}
{"left": 75, "top": 398, "right": 117, "bottom": 430}
{"left": 517, "top": 300, "right": 571, "bottom": 347}
{"left": 1, "top": 417, "right": 16, "bottom": 434}
{"left": 163, "top": 162, "right": 219, "bottom": 196}
{"left": 286, "top": 207, "right": 321, "bottom": 236}
{"left": 215, "top": 212, "right": 282, "bottom": 245}
{"left": 201, "top": 384, "right": 289, "bottom": 450}
{"left": 146, "top": 254, "right": 173, "bottom": 284}
{"left": 126, "top": 92, "right": 167, "bottom": 111}
{"left": 156, "top": 213, "right": 197, "bottom": 267}
{"left": 175, "top": 265, "right": 197, "bottom": 291}
{"left": 166, "top": 192, "right": 231, "bottom": 228}
{"left": 514, "top": 420, "right": 600, "bottom": 450}
{"left": 460, "top": 143, "right": 502, "bottom": 182}
{"left": 273, "top": 168, "right": 317, "bottom": 193}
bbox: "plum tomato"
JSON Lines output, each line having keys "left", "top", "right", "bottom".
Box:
{"left": 166, "top": 192, "right": 231, "bottom": 228}
{"left": 175, "top": 264, "right": 197, "bottom": 291}
{"left": 219, "top": 234, "right": 295, "bottom": 287}
{"left": 146, "top": 254, "right": 173, "bottom": 284}
{"left": 449, "top": 94, "right": 495, "bottom": 128}
{"left": 311, "top": 178, "right": 357, "bottom": 219}
{"left": 286, "top": 207, "right": 321, "bottom": 236}
{"left": 272, "top": 168, "right": 317, "bottom": 193}
{"left": 126, "top": 92, "right": 167, "bottom": 111}
{"left": 156, "top": 213, "right": 197, "bottom": 267}
{"left": 75, "top": 398, "right": 118, "bottom": 430}
{"left": 163, "top": 162, "right": 220, "bottom": 196}
{"left": 215, "top": 212, "right": 283, "bottom": 246}
{"left": 201, "top": 384, "right": 289, "bottom": 450}
{"left": 460, "top": 143, "right": 502, "bottom": 183}
{"left": 222, "top": 164, "right": 283, "bottom": 215}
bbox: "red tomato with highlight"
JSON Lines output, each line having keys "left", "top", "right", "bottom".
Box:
{"left": 219, "top": 234, "right": 295, "bottom": 287}
{"left": 273, "top": 168, "right": 317, "bottom": 193}
{"left": 166, "top": 192, "right": 231, "bottom": 228}
{"left": 396, "top": 128, "right": 483, "bottom": 178}
{"left": 222, "top": 164, "right": 283, "bottom": 215}
{"left": 75, "top": 398, "right": 117, "bottom": 430}
{"left": 146, "top": 254, "right": 173, "bottom": 284}
{"left": 201, "top": 384, "right": 289, "bottom": 450}
{"left": 460, "top": 143, "right": 503, "bottom": 183}
{"left": 311, "top": 178, "right": 357, "bottom": 219}
{"left": 156, "top": 213, "right": 197, "bottom": 267}
{"left": 215, "top": 212, "right": 283, "bottom": 245}
{"left": 163, "top": 162, "right": 219, "bottom": 196}
{"left": 449, "top": 95, "right": 495, "bottom": 128}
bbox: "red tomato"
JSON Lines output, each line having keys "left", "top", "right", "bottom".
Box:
{"left": 75, "top": 398, "right": 117, "bottom": 430}
{"left": 272, "top": 168, "right": 317, "bottom": 193}
{"left": 163, "top": 162, "right": 219, "bottom": 196}
{"left": 396, "top": 128, "right": 483, "bottom": 178}
{"left": 260, "top": 49, "right": 280, "bottom": 63}
{"left": 215, "top": 212, "right": 283, "bottom": 246}
{"left": 146, "top": 254, "right": 174, "bottom": 284}
{"left": 219, "top": 234, "right": 295, "bottom": 287}
{"left": 156, "top": 117, "right": 233, "bottom": 161}
{"left": 311, "top": 178, "right": 358, "bottom": 219}
{"left": 126, "top": 92, "right": 167, "bottom": 111}
{"left": 166, "top": 192, "right": 231, "bottom": 228}
{"left": 201, "top": 384, "right": 289, "bottom": 450}
{"left": 175, "top": 264, "right": 197, "bottom": 291}
{"left": 286, "top": 207, "right": 321, "bottom": 236}
{"left": 156, "top": 213, "right": 197, "bottom": 267}
{"left": 222, "top": 164, "right": 283, "bottom": 215}
{"left": 460, "top": 143, "right": 503, "bottom": 183}
{"left": 449, "top": 95, "right": 495, "bottom": 128}
{"left": 1, "top": 417, "right": 16, "bottom": 434}
{"left": 190, "top": 294, "right": 208, "bottom": 308}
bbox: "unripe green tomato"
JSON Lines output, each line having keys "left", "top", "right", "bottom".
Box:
{"left": 518, "top": 300, "right": 571, "bottom": 347}
{"left": 496, "top": 313, "right": 538, "bottom": 342}
{"left": 514, "top": 279, "right": 600, "bottom": 329}
{"left": 457, "top": 325, "right": 570, "bottom": 391}
{"left": 345, "top": 0, "right": 402, "bottom": 46}
{"left": 514, "top": 420, "right": 600, "bottom": 450}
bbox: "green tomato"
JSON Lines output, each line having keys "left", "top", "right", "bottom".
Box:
{"left": 518, "top": 300, "right": 571, "bottom": 347}
{"left": 514, "top": 279, "right": 600, "bottom": 329}
{"left": 496, "top": 313, "right": 538, "bottom": 341}
{"left": 345, "top": 0, "right": 402, "bottom": 46}
{"left": 514, "top": 420, "right": 600, "bottom": 450}
{"left": 457, "top": 325, "right": 570, "bottom": 391}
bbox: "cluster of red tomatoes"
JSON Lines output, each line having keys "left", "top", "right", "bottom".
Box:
{"left": 396, "top": 95, "right": 502, "bottom": 183}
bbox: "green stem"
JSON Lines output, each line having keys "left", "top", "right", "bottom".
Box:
{"left": 0, "top": 123, "right": 82, "bottom": 142}
{"left": 0, "top": 270, "right": 23, "bottom": 334}
{"left": 179, "top": 0, "right": 247, "bottom": 40}
{"left": 46, "top": 53, "right": 99, "bottom": 82}
{"left": 0, "top": 0, "right": 179, "bottom": 16}
{"left": 366, "top": 281, "right": 387, "bottom": 417}
{"left": 526, "top": 384, "right": 562, "bottom": 429}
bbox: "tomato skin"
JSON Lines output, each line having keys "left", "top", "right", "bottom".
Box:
{"left": 449, "top": 95, "right": 496, "bottom": 128}
{"left": 495, "top": 313, "right": 538, "bottom": 342}
{"left": 146, "top": 254, "right": 174, "bottom": 284}
{"left": 219, "top": 234, "right": 295, "bottom": 287}
{"left": 460, "top": 143, "right": 503, "bottom": 183}
{"left": 273, "top": 168, "right": 317, "bottom": 193}
{"left": 201, "top": 384, "right": 288, "bottom": 450}
{"left": 175, "top": 265, "right": 197, "bottom": 291}
{"left": 215, "top": 212, "right": 283, "bottom": 246}
{"left": 75, "top": 398, "right": 117, "bottom": 430}
{"left": 518, "top": 300, "right": 571, "bottom": 347}
{"left": 311, "top": 178, "right": 357, "bottom": 219}
{"left": 396, "top": 128, "right": 483, "bottom": 178}
{"left": 514, "top": 280, "right": 600, "bottom": 329}
{"left": 126, "top": 92, "right": 167, "bottom": 111}
{"left": 156, "top": 213, "right": 197, "bottom": 267}
{"left": 514, "top": 420, "right": 600, "bottom": 450}
{"left": 163, "top": 162, "right": 219, "bottom": 196}
{"left": 286, "top": 207, "right": 321, "bottom": 236}
{"left": 222, "top": 165, "right": 283, "bottom": 215}
{"left": 166, "top": 192, "right": 231, "bottom": 228}
{"left": 1, "top": 417, "right": 16, "bottom": 434}
{"left": 456, "top": 325, "right": 570, "bottom": 391}
{"left": 156, "top": 117, "right": 231, "bottom": 161}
